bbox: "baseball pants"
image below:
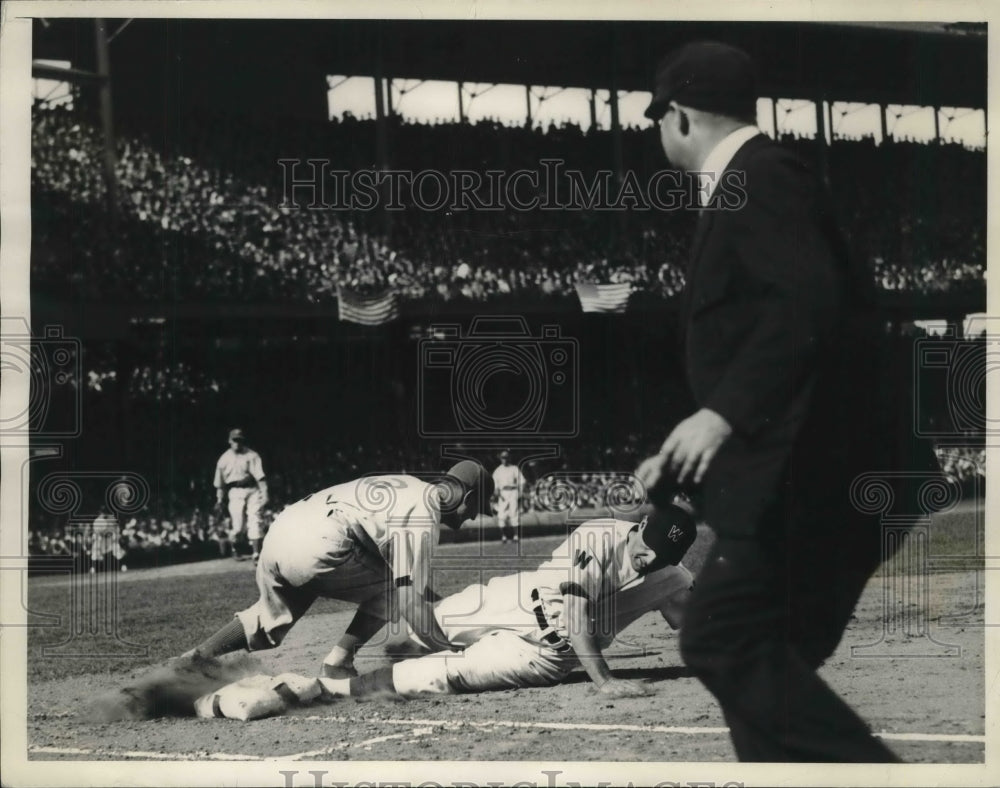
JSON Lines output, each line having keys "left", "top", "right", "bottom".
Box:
{"left": 391, "top": 629, "right": 576, "bottom": 697}
{"left": 496, "top": 496, "right": 518, "bottom": 524}
{"left": 227, "top": 487, "right": 264, "bottom": 541}
{"left": 496, "top": 495, "right": 519, "bottom": 540}
{"left": 235, "top": 506, "right": 394, "bottom": 651}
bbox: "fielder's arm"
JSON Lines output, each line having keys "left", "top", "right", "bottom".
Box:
{"left": 391, "top": 505, "right": 454, "bottom": 652}
{"left": 396, "top": 581, "right": 453, "bottom": 652}
{"left": 563, "top": 586, "right": 649, "bottom": 698}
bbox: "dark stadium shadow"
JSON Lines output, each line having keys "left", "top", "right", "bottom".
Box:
{"left": 560, "top": 664, "right": 695, "bottom": 685}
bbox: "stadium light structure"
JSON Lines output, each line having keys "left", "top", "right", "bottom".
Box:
{"left": 32, "top": 19, "right": 121, "bottom": 224}
{"left": 94, "top": 19, "right": 117, "bottom": 224}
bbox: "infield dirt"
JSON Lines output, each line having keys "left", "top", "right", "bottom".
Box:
{"left": 24, "top": 515, "right": 986, "bottom": 763}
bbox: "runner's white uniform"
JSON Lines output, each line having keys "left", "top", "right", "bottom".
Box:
{"left": 392, "top": 518, "right": 693, "bottom": 696}
{"left": 236, "top": 475, "right": 442, "bottom": 650}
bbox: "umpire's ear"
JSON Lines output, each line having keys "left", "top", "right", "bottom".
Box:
{"left": 460, "top": 486, "right": 482, "bottom": 515}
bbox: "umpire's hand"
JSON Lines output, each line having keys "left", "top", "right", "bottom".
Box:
{"left": 638, "top": 408, "right": 733, "bottom": 489}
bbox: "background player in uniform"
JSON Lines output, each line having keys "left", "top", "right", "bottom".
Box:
{"left": 491, "top": 450, "right": 526, "bottom": 544}
{"left": 89, "top": 505, "right": 127, "bottom": 572}
{"left": 319, "top": 500, "right": 697, "bottom": 701}
{"left": 213, "top": 427, "right": 268, "bottom": 563}
{"left": 184, "top": 460, "right": 493, "bottom": 678}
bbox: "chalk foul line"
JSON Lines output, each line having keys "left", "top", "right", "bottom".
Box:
{"left": 28, "top": 718, "right": 984, "bottom": 761}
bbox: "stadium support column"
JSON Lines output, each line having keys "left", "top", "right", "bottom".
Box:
{"left": 458, "top": 81, "right": 465, "bottom": 123}
{"left": 525, "top": 85, "right": 532, "bottom": 129}
{"left": 771, "top": 98, "right": 779, "bottom": 139}
{"left": 609, "top": 87, "right": 623, "bottom": 186}
{"left": 880, "top": 103, "right": 890, "bottom": 144}
{"left": 589, "top": 89, "right": 597, "bottom": 132}
{"left": 933, "top": 106, "right": 941, "bottom": 144}
{"left": 94, "top": 19, "right": 118, "bottom": 227}
{"left": 373, "top": 29, "right": 391, "bottom": 240}
{"left": 814, "top": 96, "right": 830, "bottom": 186}
{"left": 609, "top": 26, "right": 625, "bottom": 236}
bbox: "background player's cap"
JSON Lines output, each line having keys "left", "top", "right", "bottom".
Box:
{"left": 645, "top": 40, "right": 758, "bottom": 121}
{"left": 638, "top": 502, "right": 698, "bottom": 567}
{"left": 499, "top": 449, "right": 510, "bottom": 460}
{"left": 228, "top": 428, "right": 246, "bottom": 441}
{"left": 445, "top": 460, "right": 494, "bottom": 502}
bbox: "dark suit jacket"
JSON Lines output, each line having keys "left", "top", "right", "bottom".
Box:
{"left": 680, "top": 134, "right": 937, "bottom": 538}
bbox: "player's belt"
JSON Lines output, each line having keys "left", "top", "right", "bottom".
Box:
{"left": 226, "top": 479, "right": 257, "bottom": 489}
{"left": 530, "top": 589, "right": 571, "bottom": 653}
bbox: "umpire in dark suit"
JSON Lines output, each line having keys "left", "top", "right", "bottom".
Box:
{"left": 637, "top": 41, "right": 942, "bottom": 762}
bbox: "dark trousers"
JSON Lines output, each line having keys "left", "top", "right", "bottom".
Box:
{"left": 679, "top": 500, "right": 901, "bottom": 762}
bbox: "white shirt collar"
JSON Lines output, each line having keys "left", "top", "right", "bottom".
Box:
{"left": 696, "top": 125, "right": 761, "bottom": 207}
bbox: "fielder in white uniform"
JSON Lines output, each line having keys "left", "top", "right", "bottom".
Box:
{"left": 321, "top": 501, "right": 698, "bottom": 700}
{"left": 213, "top": 428, "right": 268, "bottom": 561}
{"left": 185, "top": 461, "right": 493, "bottom": 678}
{"left": 89, "top": 509, "right": 127, "bottom": 571}
{"left": 492, "top": 450, "right": 526, "bottom": 543}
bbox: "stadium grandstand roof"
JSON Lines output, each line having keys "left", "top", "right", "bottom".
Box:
{"left": 33, "top": 18, "right": 986, "bottom": 128}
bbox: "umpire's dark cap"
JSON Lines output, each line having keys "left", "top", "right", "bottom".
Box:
{"left": 639, "top": 501, "right": 698, "bottom": 566}
{"left": 645, "top": 41, "right": 758, "bottom": 122}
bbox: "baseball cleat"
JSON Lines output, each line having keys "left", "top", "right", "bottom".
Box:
{"left": 321, "top": 662, "right": 358, "bottom": 679}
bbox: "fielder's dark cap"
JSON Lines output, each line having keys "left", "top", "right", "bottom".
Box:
{"left": 638, "top": 501, "right": 698, "bottom": 567}
{"left": 228, "top": 428, "right": 246, "bottom": 441}
{"left": 645, "top": 40, "right": 758, "bottom": 122}
{"left": 446, "top": 460, "right": 494, "bottom": 500}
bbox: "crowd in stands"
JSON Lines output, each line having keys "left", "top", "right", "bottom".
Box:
{"left": 936, "top": 446, "right": 986, "bottom": 492}
{"left": 129, "top": 362, "right": 226, "bottom": 403}
{"left": 25, "top": 102, "right": 987, "bottom": 571}
{"left": 28, "top": 510, "right": 244, "bottom": 570}
{"left": 32, "top": 104, "right": 984, "bottom": 304}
